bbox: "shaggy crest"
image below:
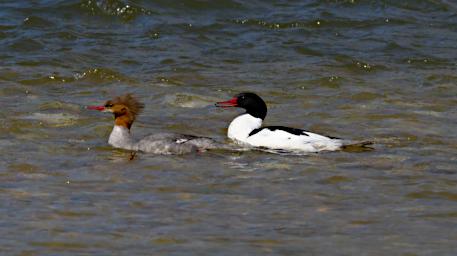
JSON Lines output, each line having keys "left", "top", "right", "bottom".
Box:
{"left": 107, "top": 94, "right": 144, "bottom": 121}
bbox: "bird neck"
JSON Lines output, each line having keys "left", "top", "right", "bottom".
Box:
{"left": 114, "top": 113, "right": 134, "bottom": 130}
{"left": 245, "top": 102, "right": 267, "bottom": 120}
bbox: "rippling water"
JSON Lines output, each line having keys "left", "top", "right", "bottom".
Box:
{"left": 1, "top": 0, "right": 456, "bottom": 255}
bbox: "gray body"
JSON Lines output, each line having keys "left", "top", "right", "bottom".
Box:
{"left": 108, "top": 125, "right": 219, "bottom": 154}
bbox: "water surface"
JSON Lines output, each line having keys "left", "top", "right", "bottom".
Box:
{"left": 1, "top": 0, "right": 456, "bottom": 255}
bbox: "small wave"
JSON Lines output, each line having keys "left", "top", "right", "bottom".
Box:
{"left": 231, "top": 17, "right": 410, "bottom": 30}
{"left": 404, "top": 57, "right": 451, "bottom": 68}
{"left": 332, "top": 58, "right": 388, "bottom": 73}
{"left": 73, "top": 68, "right": 135, "bottom": 83}
{"left": 78, "top": 0, "right": 153, "bottom": 21}
{"left": 303, "top": 76, "right": 345, "bottom": 89}
{"left": 232, "top": 18, "right": 314, "bottom": 30}
{"left": 19, "top": 68, "right": 134, "bottom": 86}
{"left": 22, "top": 113, "right": 79, "bottom": 127}
{"left": 9, "top": 38, "right": 44, "bottom": 52}
{"left": 22, "top": 16, "right": 54, "bottom": 28}
{"left": 158, "top": 0, "right": 242, "bottom": 10}
{"left": 164, "top": 93, "right": 220, "bottom": 108}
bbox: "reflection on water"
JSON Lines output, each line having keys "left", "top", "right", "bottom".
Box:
{"left": 0, "top": 0, "right": 456, "bottom": 255}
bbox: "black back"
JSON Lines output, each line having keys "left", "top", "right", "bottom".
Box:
{"left": 236, "top": 92, "right": 267, "bottom": 120}
{"left": 249, "top": 126, "right": 340, "bottom": 139}
{"left": 249, "top": 126, "right": 310, "bottom": 137}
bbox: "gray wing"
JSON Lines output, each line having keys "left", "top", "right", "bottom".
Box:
{"left": 134, "top": 133, "right": 219, "bottom": 154}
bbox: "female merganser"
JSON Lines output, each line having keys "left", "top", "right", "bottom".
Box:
{"left": 216, "top": 92, "right": 368, "bottom": 153}
{"left": 88, "top": 94, "right": 219, "bottom": 154}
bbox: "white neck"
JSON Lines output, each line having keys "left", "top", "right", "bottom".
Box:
{"left": 108, "top": 125, "right": 135, "bottom": 150}
{"left": 227, "top": 114, "right": 262, "bottom": 143}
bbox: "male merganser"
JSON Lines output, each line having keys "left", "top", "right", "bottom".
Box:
{"left": 216, "top": 92, "right": 368, "bottom": 153}
{"left": 88, "top": 94, "right": 219, "bottom": 154}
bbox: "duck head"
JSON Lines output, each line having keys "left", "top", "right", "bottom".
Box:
{"left": 88, "top": 94, "right": 144, "bottom": 129}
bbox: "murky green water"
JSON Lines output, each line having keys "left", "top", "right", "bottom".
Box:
{"left": 1, "top": 0, "right": 456, "bottom": 255}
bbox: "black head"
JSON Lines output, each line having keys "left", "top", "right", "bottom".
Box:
{"left": 216, "top": 92, "right": 267, "bottom": 120}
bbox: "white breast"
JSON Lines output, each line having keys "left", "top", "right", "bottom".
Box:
{"left": 108, "top": 125, "right": 135, "bottom": 150}
{"left": 227, "top": 114, "right": 262, "bottom": 144}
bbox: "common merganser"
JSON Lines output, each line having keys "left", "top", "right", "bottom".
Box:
{"left": 216, "top": 92, "right": 369, "bottom": 153}
{"left": 88, "top": 94, "right": 219, "bottom": 154}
